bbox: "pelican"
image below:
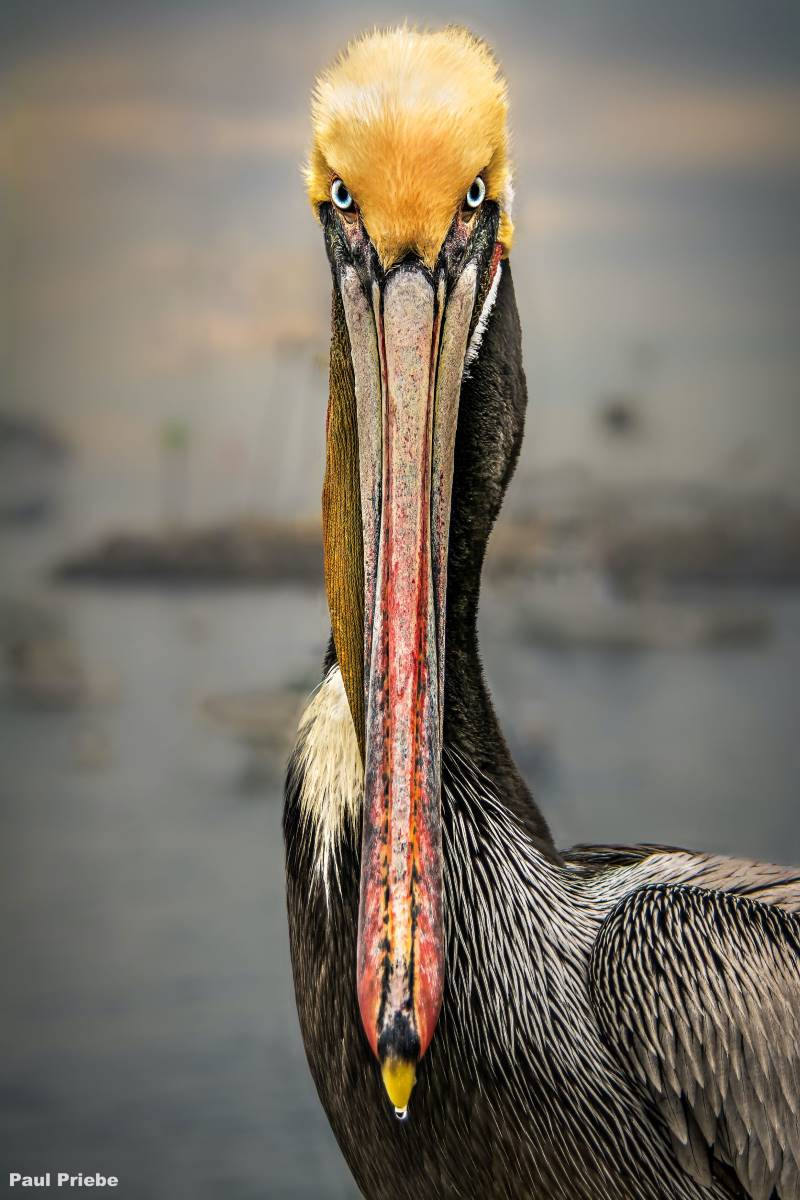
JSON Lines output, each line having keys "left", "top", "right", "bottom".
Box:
{"left": 284, "top": 27, "right": 800, "bottom": 1200}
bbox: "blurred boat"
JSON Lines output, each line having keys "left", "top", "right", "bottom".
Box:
{"left": 200, "top": 681, "right": 314, "bottom": 759}
{"left": 4, "top": 637, "right": 119, "bottom": 708}
{"left": 0, "top": 596, "right": 118, "bottom": 708}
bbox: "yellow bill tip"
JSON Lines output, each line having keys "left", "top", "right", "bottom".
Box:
{"left": 380, "top": 1057, "right": 417, "bottom": 1113}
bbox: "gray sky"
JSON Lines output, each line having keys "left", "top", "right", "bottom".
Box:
{"left": 2, "top": 0, "right": 799, "bottom": 513}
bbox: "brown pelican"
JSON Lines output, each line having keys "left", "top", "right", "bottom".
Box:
{"left": 284, "top": 27, "right": 800, "bottom": 1200}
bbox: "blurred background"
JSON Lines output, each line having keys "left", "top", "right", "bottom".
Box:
{"left": 1, "top": 1, "right": 799, "bottom": 1196}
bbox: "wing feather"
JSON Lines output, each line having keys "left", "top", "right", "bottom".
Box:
{"left": 590, "top": 884, "right": 800, "bottom": 1199}
{"left": 567, "top": 844, "right": 800, "bottom": 914}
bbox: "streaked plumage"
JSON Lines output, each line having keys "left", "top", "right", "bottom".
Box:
{"left": 288, "top": 680, "right": 800, "bottom": 1198}
{"left": 285, "top": 25, "right": 800, "bottom": 1200}
{"left": 591, "top": 882, "right": 800, "bottom": 1198}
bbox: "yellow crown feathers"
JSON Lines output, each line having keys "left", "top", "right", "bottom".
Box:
{"left": 306, "top": 26, "right": 514, "bottom": 269}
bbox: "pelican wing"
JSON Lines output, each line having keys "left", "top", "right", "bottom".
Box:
{"left": 590, "top": 883, "right": 800, "bottom": 1199}
{"left": 567, "top": 843, "right": 800, "bottom": 914}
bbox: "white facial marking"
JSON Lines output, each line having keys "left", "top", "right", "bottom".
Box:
{"left": 503, "top": 175, "right": 514, "bottom": 221}
{"left": 464, "top": 262, "right": 502, "bottom": 373}
{"left": 296, "top": 666, "right": 363, "bottom": 895}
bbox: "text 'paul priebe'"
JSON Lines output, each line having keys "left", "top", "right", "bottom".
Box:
{"left": 10, "top": 1175, "right": 118, "bottom": 1189}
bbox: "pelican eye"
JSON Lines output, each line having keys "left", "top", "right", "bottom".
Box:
{"left": 331, "top": 178, "right": 354, "bottom": 211}
{"left": 465, "top": 176, "right": 486, "bottom": 210}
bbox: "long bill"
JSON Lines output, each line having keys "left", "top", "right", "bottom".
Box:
{"left": 337, "top": 257, "right": 478, "bottom": 1116}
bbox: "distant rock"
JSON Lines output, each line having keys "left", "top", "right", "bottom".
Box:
{"left": 604, "top": 506, "right": 800, "bottom": 591}
{"left": 517, "top": 586, "right": 772, "bottom": 653}
{"left": 49, "top": 482, "right": 800, "bottom": 592}
{"left": 54, "top": 517, "right": 323, "bottom": 585}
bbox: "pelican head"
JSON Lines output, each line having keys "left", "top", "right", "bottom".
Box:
{"left": 307, "top": 26, "right": 515, "bottom": 1114}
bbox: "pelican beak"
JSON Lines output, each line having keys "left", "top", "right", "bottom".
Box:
{"left": 335, "top": 250, "right": 479, "bottom": 1114}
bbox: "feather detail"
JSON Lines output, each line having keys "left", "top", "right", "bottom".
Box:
{"left": 306, "top": 26, "right": 514, "bottom": 266}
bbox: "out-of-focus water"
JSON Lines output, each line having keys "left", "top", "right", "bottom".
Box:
{"left": 1, "top": 511, "right": 799, "bottom": 1198}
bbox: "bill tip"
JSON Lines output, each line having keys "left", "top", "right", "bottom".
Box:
{"left": 381, "top": 1057, "right": 416, "bottom": 1112}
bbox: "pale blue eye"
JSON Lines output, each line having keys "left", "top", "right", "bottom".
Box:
{"left": 465, "top": 176, "right": 485, "bottom": 209}
{"left": 331, "top": 178, "right": 353, "bottom": 211}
